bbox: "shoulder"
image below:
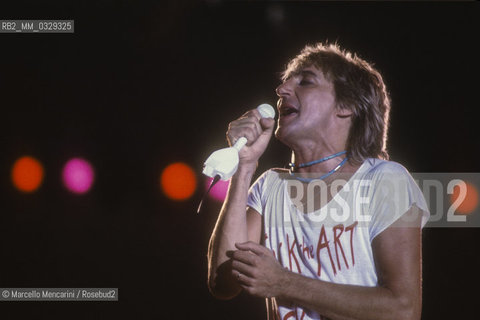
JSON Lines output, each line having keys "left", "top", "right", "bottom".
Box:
{"left": 248, "top": 168, "right": 286, "bottom": 201}
{"left": 257, "top": 167, "right": 290, "bottom": 177}
{"left": 362, "top": 158, "right": 410, "bottom": 176}
{"left": 251, "top": 168, "right": 283, "bottom": 185}
{"left": 357, "top": 159, "right": 415, "bottom": 191}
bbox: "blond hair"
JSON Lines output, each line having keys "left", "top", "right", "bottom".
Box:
{"left": 283, "top": 42, "right": 390, "bottom": 164}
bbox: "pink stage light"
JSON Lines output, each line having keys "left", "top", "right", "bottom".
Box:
{"left": 205, "top": 177, "right": 230, "bottom": 202}
{"left": 62, "top": 158, "right": 95, "bottom": 194}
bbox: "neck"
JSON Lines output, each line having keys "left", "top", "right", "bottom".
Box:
{"left": 281, "top": 118, "right": 355, "bottom": 174}
{"left": 291, "top": 141, "right": 347, "bottom": 174}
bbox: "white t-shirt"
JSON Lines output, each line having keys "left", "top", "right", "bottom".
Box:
{"left": 247, "top": 158, "right": 429, "bottom": 320}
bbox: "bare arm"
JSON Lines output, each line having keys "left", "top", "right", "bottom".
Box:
{"left": 232, "top": 208, "right": 424, "bottom": 320}
{"left": 207, "top": 169, "right": 262, "bottom": 299}
{"left": 207, "top": 108, "right": 274, "bottom": 299}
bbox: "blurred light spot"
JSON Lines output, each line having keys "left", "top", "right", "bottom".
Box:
{"left": 62, "top": 158, "right": 95, "bottom": 194}
{"left": 11, "top": 156, "right": 44, "bottom": 193}
{"left": 205, "top": 177, "right": 229, "bottom": 202}
{"left": 266, "top": 4, "right": 285, "bottom": 27}
{"left": 450, "top": 181, "right": 479, "bottom": 214}
{"left": 161, "top": 162, "right": 197, "bottom": 200}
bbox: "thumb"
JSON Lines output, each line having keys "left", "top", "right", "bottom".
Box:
{"left": 260, "top": 118, "right": 275, "bottom": 134}
{"left": 248, "top": 117, "right": 274, "bottom": 151}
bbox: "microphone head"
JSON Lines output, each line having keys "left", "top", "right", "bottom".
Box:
{"left": 257, "top": 103, "right": 275, "bottom": 119}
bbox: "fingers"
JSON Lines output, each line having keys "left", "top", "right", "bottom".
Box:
{"left": 232, "top": 249, "right": 257, "bottom": 265}
{"left": 235, "top": 241, "right": 273, "bottom": 257}
{"left": 230, "top": 248, "right": 259, "bottom": 281}
{"left": 231, "top": 259, "right": 255, "bottom": 279}
{"left": 228, "top": 118, "right": 262, "bottom": 145}
{"left": 231, "top": 252, "right": 255, "bottom": 286}
{"left": 259, "top": 118, "right": 275, "bottom": 139}
{"left": 260, "top": 117, "right": 275, "bottom": 131}
{"left": 234, "top": 271, "right": 253, "bottom": 287}
{"left": 226, "top": 109, "right": 266, "bottom": 146}
{"left": 241, "top": 109, "right": 262, "bottom": 121}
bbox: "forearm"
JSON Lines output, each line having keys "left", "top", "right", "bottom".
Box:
{"left": 207, "top": 165, "right": 256, "bottom": 298}
{"left": 278, "top": 271, "right": 418, "bottom": 320}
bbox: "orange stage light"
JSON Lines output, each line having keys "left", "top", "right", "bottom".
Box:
{"left": 160, "top": 162, "right": 197, "bottom": 200}
{"left": 450, "top": 181, "right": 479, "bottom": 215}
{"left": 11, "top": 156, "right": 44, "bottom": 193}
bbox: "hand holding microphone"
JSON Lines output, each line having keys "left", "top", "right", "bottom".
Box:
{"left": 203, "top": 104, "right": 276, "bottom": 181}
{"left": 198, "top": 104, "right": 275, "bottom": 214}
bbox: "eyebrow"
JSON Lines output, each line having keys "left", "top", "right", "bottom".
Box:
{"left": 281, "top": 69, "right": 319, "bottom": 82}
{"left": 287, "top": 69, "right": 319, "bottom": 80}
{"left": 299, "top": 70, "right": 318, "bottom": 77}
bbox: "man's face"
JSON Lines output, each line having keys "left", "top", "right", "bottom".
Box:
{"left": 275, "top": 65, "right": 341, "bottom": 146}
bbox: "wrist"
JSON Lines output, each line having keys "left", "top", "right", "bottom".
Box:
{"left": 233, "top": 162, "right": 257, "bottom": 181}
{"left": 275, "top": 268, "right": 295, "bottom": 300}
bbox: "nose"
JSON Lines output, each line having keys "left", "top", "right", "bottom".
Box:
{"left": 275, "top": 80, "right": 293, "bottom": 97}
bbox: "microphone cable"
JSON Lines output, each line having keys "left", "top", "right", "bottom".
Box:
{"left": 196, "top": 174, "right": 221, "bottom": 214}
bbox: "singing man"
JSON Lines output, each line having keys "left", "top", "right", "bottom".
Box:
{"left": 208, "top": 42, "right": 429, "bottom": 320}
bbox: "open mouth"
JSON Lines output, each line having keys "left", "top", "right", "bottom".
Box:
{"left": 280, "top": 106, "right": 299, "bottom": 117}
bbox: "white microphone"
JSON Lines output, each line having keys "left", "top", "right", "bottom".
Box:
{"left": 202, "top": 103, "right": 275, "bottom": 181}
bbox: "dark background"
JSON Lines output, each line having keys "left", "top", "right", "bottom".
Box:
{"left": 1, "top": 1, "right": 478, "bottom": 319}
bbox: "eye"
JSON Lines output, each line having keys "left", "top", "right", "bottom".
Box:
{"left": 299, "top": 78, "right": 313, "bottom": 86}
